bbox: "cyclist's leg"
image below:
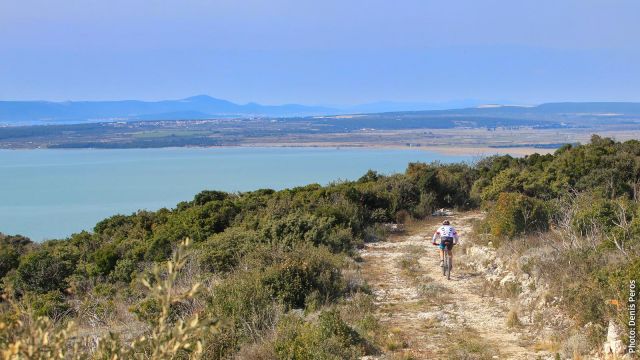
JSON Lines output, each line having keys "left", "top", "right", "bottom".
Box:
{"left": 438, "top": 242, "right": 445, "bottom": 265}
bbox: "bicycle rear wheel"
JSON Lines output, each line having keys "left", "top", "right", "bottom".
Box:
{"left": 442, "top": 254, "right": 447, "bottom": 276}
{"left": 444, "top": 250, "right": 452, "bottom": 280}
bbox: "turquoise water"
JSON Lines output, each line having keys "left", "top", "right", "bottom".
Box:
{"left": 0, "top": 147, "right": 472, "bottom": 241}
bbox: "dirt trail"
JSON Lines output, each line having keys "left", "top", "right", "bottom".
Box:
{"left": 360, "top": 212, "right": 543, "bottom": 359}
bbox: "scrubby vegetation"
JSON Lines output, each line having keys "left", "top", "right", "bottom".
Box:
{"left": 1, "top": 160, "right": 476, "bottom": 359}
{"left": 472, "top": 135, "right": 640, "bottom": 355}
{"left": 1, "top": 135, "right": 639, "bottom": 358}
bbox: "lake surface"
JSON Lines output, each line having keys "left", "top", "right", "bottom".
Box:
{"left": 0, "top": 147, "right": 473, "bottom": 240}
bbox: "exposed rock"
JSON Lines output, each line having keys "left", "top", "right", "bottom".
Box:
{"left": 431, "top": 208, "right": 454, "bottom": 216}
{"left": 499, "top": 273, "right": 517, "bottom": 286}
{"left": 603, "top": 320, "right": 625, "bottom": 356}
{"left": 383, "top": 223, "right": 405, "bottom": 233}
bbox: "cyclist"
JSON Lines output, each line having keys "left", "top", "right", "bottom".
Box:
{"left": 431, "top": 220, "right": 459, "bottom": 268}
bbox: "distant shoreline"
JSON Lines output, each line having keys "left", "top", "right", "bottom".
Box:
{"left": 2, "top": 103, "right": 639, "bottom": 153}
{"left": 223, "top": 143, "right": 555, "bottom": 156}
{"left": 0, "top": 143, "right": 554, "bottom": 157}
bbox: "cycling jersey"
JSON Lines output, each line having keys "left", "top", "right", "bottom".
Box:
{"left": 432, "top": 225, "right": 459, "bottom": 243}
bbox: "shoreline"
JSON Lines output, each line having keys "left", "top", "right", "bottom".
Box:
{"left": 0, "top": 143, "right": 554, "bottom": 157}
{"left": 232, "top": 143, "right": 554, "bottom": 156}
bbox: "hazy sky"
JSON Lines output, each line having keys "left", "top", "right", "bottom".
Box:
{"left": 1, "top": 0, "right": 639, "bottom": 104}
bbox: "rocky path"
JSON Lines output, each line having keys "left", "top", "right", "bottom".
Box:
{"left": 360, "top": 212, "right": 544, "bottom": 359}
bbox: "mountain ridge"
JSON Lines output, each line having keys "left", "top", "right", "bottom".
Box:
{"left": 2, "top": 95, "right": 640, "bottom": 126}
{"left": 0, "top": 95, "right": 336, "bottom": 125}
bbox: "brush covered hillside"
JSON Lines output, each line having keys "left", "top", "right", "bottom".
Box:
{"left": 1, "top": 135, "right": 639, "bottom": 359}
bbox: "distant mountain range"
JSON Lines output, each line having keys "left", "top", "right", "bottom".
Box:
{"left": 1, "top": 95, "right": 640, "bottom": 126}
{"left": 0, "top": 95, "right": 336, "bottom": 125}
{"left": 0, "top": 96, "right": 496, "bottom": 125}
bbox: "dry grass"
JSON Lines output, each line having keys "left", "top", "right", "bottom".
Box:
{"left": 506, "top": 308, "right": 522, "bottom": 329}
{"left": 442, "top": 326, "right": 500, "bottom": 360}
{"left": 416, "top": 282, "right": 452, "bottom": 305}
{"left": 234, "top": 338, "right": 277, "bottom": 360}
{"left": 390, "top": 351, "right": 417, "bottom": 360}
{"left": 421, "top": 317, "right": 440, "bottom": 331}
{"left": 401, "top": 217, "right": 441, "bottom": 236}
{"left": 532, "top": 339, "right": 561, "bottom": 353}
{"left": 476, "top": 278, "right": 521, "bottom": 300}
{"left": 384, "top": 327, "right": 409, "bottom": 351}
{"left": 397, "top": 253, "right": 421, "bottom": 279}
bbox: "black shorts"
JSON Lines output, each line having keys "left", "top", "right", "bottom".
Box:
{"left": 439, "top": 237, "right": 454, "bottom": 251}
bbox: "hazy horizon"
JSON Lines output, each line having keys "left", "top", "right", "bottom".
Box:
{"left": 3, "top": 94, "right": 638, "bottom": 108}
{"left": 0, "top": 94, "right": 513, "bottom": 107}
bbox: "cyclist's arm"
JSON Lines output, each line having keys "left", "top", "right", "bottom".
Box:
{"left": 432, "top": 231, "right": 440, "bottom": 244}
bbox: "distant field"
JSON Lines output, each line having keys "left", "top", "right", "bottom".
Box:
{"left": 1, "top": 104, "right": 640, "bottom": 151}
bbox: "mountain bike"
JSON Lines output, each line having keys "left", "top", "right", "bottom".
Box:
{"left": 434, "top": 238, "right": 455, "bottom": 280}
{"left": 443, "top": 246, "right": 452, "bottom": 280}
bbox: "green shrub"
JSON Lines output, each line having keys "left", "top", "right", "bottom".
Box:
{"left": 0, "top": 234, "right": 32, "bottom": 286}
{"left": 485, "top": 192, "right": 549, "bottom": 239}
{"left": 571, "top": 195, "right": 616, "bottom": 236}
{"left": 130, "top": 297, "right": 162, "bottom": 325}
{"left": 25, "top": 290, "right": 70, "bottom": 319}
{"left": 193, "top": 190, "right": 230, "bottom": 205}
{"left": 259, "top": 246, "right": 345, "bottom": 309}
{"left": 204, "top": 245, "right": 347, "bottom": 357}
{"left": 197, "top": 228, "right": 259, "bottom": 273}
{"left": 207, "top": 268, "right": 281, "bottom": 357}
{"left": 0, "top": 243, "right": 19, "bottom": 280}
{"left": 259, "top": 212, "right": 355, "bottom": 252}
{"left": 145, "top": 234, "right": 173, "bottom": 261}
{"left": 318, "top": 309, "right": 363, "bottom": 349}
{"left": 144, "top": 199, "right": 240, "bottom": 261}
{"left": 92, "top": 244, "right": 120, "bottom": 276}
{"left": 480, "top": 167, "right": 523, "bottom": 202}
{"left": 15, "top": 249, "right": 76, "bottom": 293}
{"left": 109, "top": 257, "right": 137, "bottom": 283}
{"left": 274, "top": 312, "right": 363, "bottom": 360}
{"left": 370, "top": 208, "right": 390, "bottom": 223}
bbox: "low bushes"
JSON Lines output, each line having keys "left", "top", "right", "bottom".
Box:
{"left": 484, "top": 192, "right": 550, "bottom": 240}
{"left": 274, "top": 310, "right": 365, "bottom": 360}
{"left": 14, "top": 248, "right": 77, "bottom": 294}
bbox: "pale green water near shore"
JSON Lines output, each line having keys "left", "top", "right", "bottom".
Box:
{"left": 0, "top": 147, "right": 474, "bottom": 240}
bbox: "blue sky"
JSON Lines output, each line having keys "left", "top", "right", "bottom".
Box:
{"left": 1, "top": 0, "right": 639, "bottom": 104}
